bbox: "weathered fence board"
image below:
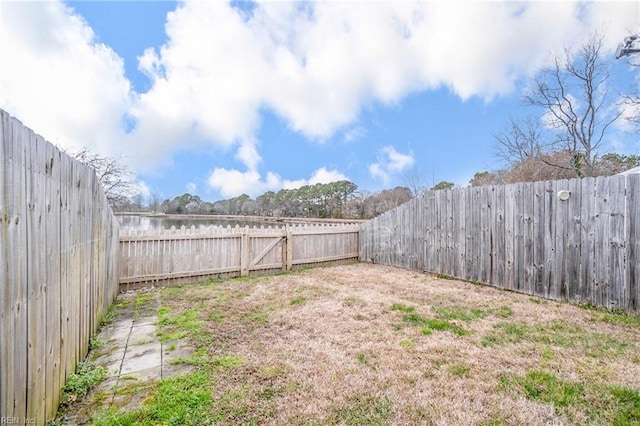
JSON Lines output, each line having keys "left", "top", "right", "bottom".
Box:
{"left": 360, "top": 174, "right": 640, "bottom": 313}
{"left": 0, "top": 110, "right": 120, "bottom": 422}
{"left": 119, "top": 223, "right": 359, "bottom": 289}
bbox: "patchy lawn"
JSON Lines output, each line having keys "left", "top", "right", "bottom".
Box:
{"left": 92, "top": 263, "right": 640, "bottom": 425}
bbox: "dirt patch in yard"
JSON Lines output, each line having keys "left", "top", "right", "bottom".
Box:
{"left": 93, "top": 263, "right": 640, "bottom": 425}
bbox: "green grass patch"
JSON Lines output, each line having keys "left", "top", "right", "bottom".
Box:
{"left": 399, "top": 339, "right": 413, "bottom": 348}
{"left": 290, "top": 296, "right": 306, "bottom": 305}
{"left": 398, "top": 307, "right": 469, "bottom": 336}
{"left": 157, "top": 330, "right": 188, "bottom": 342}
{"left": 422, "top": 318, "right": 469, "bottom": 336}
{"left": 88, "top": 335, "right": 105, "bottom": 351}
{"left": 60, "top": 362, "right": 108, "bottom": 407}
{"left": 391, "top": 303, "right": 415, "bottom": 313}
{"left": 156, "top": 305, "right": 203, "bottom": 343}
{"left": 434, "top": 306, "right": 489, "bottom": 321}
{"left": 517, "top": 370, "right": 583, "bottom": 408}
{"left": 207, "top": 311, "right": 224, "bottom": 323}
{"left": 114, "top": 298, "right": 131, "bottom": 309}
{"left": 99, "top": 305, "right": 117, "bottom": 327}
{"left": 608, "top": 386, "right": 640, "bottom": 424}
{"left": 133, "top": 292, "right": 154, "bottom": 318}
{"left": 157, "top": 308, "right": 203, "bottom": 331}
{"left": 91, "top": 371, "right": 213, "bottom": 426}
{"left": 421, "top": 327, "right": 433, "bottom": 336}
{"left": 541, "top": 347, "right": 554, "bottom": 361}
{"left": 481, "top": 319, "right": 629, "bottom": 358}
{"left": 583, "top": 305, "right": 640, "bottom": 327}
{"left": 448, "top": 364, "right": 470, "bottom": 377}
{"left": 212, "top": 355, "right": 243, "bottom": 370}
{"left": 169, "top": 348, "right": 209, "bottom": 366}
{"left": 500, "top": 370, "right": 640, "bottom": 424}
{"left": 161, "top": 285, "right": 186, "bottom": 295}
{"left": 481, "top": 321, "right": 526, "bottom": 347}
{"left": 241, "top": 310, "right": 269, "bottom": 325}
{"left": 493, "top": 305, "right": 514, "bottom": 318}
{"left": 330, "top": 395, "right": 394, "bottom": 425}
{"left": 402, "top": 312, "right": 429, "bottom": 326}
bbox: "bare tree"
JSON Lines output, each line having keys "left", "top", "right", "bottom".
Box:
{"left": 523, "top": 31, "right": 624, "bottom": 177}
{"left": 621, "top": 58, "right": 640, "bottom": 133}
{"left": 402, "top": 167, "right": 427, "bottom": 197}
{"left": 623, "top": 95, "right": 640, "bottom": 133}
{"left": 493, "top": 116, "right": 546, "bottom": 166}
{"left": 149, "top": 192, "right": 162, "bottom": 212}
{"left": 469, "top": 170, "right": 508, "bottom": 187}
{"left": 70, "top": 148, "right": 134, "bottom": 208}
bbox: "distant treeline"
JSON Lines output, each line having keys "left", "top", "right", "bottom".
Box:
{"left": 145, "top": 181, "right": 413, "bottom": 219}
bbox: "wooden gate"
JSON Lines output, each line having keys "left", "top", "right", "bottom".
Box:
{"left": 241, "top": 229, "right": 289, "bottom": 276}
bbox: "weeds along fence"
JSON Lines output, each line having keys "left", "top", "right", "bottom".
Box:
{"left": 119, "top": 223, "right": 360, "bottom": 290}
{"left": 0, "top": 110, "right": 120, "bottom": 422}
{"left": 360, "top": 175, "right": 640, "bottom": 313}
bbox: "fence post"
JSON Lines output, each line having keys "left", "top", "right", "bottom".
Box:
{"left": 240, "top": 227, "right": 250, "bottom": 276}
{"left": 285, "top": 228, "right": 293, "bottom": 271}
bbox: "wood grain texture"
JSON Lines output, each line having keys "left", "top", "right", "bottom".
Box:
{"left": 0, "top": 110, "right": 120, "bottom": 421}
{"left": 360, "top": 175, "right": 639, "bottom": 313}
{"left": 118, "top": 223, "right": 360, "bottom": 287}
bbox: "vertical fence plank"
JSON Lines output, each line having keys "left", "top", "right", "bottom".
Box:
{"left": 0, "top": 110, "right": 10, "bottom": 417}
{"left": 626, "top": 174, "right": 640, "bottom": 312}
{"left": 608, "top": 175, "right": 626, "bottom": 309}
{"left": 11, "top": 116, "right": 29, "bottom": 419}
{"left": 512, "top": 183, "right": 525, "bottom": 293}
{"left": 565, "top": 178, "right": 581, "bottom": 302}
{"left": 503, "top": 184, "right": 515, "bottom": 291}
{"left": 493, "top": 184, "right": 505, "bottom": 287}
{"left": 45, "top": 145, "right": 62, "bottom": 419}
{"left": 453, "top": 189, "right": 466, "bottom": 279}
{"left": 467, "top": 187, "right": 481, "bottom": 282}
{"left": 26, "top": 132, "right": 47, "bottom": 423}
{"left": 552, "top": 180, "right": 569, "bottom": 301}
{"left": 593, "top": 177, "right": 612, "bottom": 307}
{"left": 541, "top": 180, "right": 554, "bottom": 299}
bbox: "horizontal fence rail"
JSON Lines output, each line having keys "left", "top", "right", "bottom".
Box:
{"left": 0, "top": 110, "right": 120, "bottom": 422}
{"left": 360, "top": 175, "right": 639, "bottom": 313}
{"left": 119, "top": 223, "right": 360, "bottom": 289}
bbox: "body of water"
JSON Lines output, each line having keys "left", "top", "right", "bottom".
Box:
{"left": 116, "top": 214, "right": 286, "bottom": 230}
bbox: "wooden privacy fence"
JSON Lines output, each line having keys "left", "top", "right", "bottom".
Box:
{"left": 360, "top": 175, "right": 640, "bottom": 313}
{"left": 119, "top": 223, "right": 360, "bottom": 289}
{"left": 0, "top": 110, "right": 120, "bottom": 422}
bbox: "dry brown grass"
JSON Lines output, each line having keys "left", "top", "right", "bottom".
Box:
{"left": 157, "top": 263, "right": 640, "bottom": 425}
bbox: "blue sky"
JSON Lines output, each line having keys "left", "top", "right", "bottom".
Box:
{"left": 1, "top": 1, "right": 638, "bottom": 203}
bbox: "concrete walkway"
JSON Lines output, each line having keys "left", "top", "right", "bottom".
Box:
{"left": 59, "top": 289, "right": 193, "bottom": 423}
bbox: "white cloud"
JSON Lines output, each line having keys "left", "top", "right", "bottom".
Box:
{"left": 343, "top": 126, "right": 367, "bottom": 143}
{"left": 369, "top": 146, "right": 415, "bottom": 184}
{"left": 118, "top": 0, "right": 640, "bottom": 168}
{"left": 207, "top": 168, "right": 281, "bottom": 198}
{"left": 283, "top": 167, "right": 349, "bottom": 189}
{"left": 186, "top": 182, "right": 197, "bottom": 193}
{"left": 133, "top": 180, "right": 151, "bottom": 200}
{"left": 208, "top": 165, "right": 348, "bottom": 197}
{"left": 309, "top": 167, "right": 349, "bottom": 184}
{"left": 1, "top": 0, "right": 637, "bottom": 177}
{"left": 0, "top": 1, "right": 132, "bottom": 157}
